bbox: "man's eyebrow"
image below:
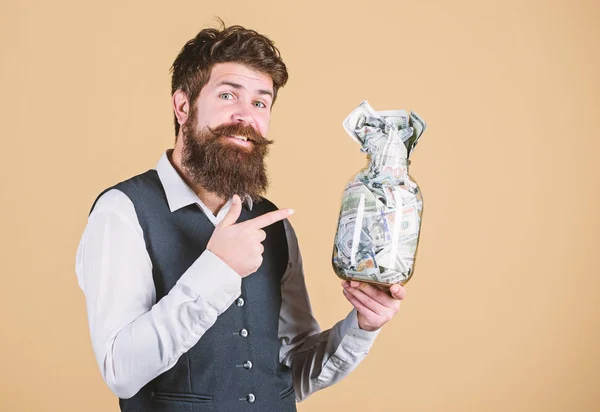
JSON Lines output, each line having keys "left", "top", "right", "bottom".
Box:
{"left": 257, "top": 89, "right": 274, "bottom": 99}
{"left": 216, "top": 81, "right": 273, "bottom": 99}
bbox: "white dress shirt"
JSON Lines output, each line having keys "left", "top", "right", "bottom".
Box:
{"left": 75, "top": 150, "right": 380, "bottom": 401}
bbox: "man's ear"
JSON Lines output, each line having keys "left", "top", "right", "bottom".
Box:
{"left": 172, "top": 90, "right": 190, "bottom": 125}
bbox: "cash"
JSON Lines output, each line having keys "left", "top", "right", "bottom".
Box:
{"left": 333, "top": 101, "right": 426, "bottom": 285}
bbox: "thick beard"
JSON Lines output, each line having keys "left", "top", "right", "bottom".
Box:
{"left": 181, "top": 112, "right": 273, "bottom": 203}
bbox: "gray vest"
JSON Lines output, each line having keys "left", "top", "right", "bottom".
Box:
{"left": 91, "top": 170, "right": 295, "bottom": 412}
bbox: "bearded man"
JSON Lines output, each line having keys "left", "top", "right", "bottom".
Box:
{"left": 76, "top": 23, "right": 406, "bottom": 412}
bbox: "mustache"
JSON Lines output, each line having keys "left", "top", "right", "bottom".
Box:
{"left": 207, "top": 123, "right": 274, "bottom": 147}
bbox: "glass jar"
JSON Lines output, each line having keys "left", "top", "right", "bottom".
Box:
{"left": 332, "top": 101, "right": 426, "bottom": 286}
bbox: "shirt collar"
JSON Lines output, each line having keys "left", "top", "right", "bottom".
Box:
{"left": 156, "top": 150, "right": 253, "bottom": 213}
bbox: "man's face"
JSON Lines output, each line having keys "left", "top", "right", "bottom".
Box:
{"left": 192, "top": 62, "right": 274, "bottom": 143}
{"left": 179, "top": 62, "right": 276, "bottom": 201}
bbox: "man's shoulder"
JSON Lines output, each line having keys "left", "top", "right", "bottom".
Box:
{"left": 112, "top": 169, "right": 160, "bottom": 191}
{"left": 90, "top": 169, "right": 159, "bottom": 215}
{"left": 253, "top": 196, "right": 279, "bottom": 213}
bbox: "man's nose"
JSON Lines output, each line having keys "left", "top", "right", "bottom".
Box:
{"left": 231, "top": 104, "right": 254, "bottom": 126}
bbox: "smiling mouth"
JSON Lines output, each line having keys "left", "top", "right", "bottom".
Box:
{"left": 226, "top": 135, "right": 253, "bottom": 143}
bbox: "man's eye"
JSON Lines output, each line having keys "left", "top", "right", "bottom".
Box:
{"left": 220, "top": 93, "right": 234, "bottom": 100}
{"left": 254, "top": 101, "right": 266, "bottom": 108}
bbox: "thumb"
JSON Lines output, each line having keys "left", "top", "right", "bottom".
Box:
{"left": 390, "top": 284, "right": 406, "bottom": 300}
{"left": 218, "top": 195, "right": 243, "bottom": 228}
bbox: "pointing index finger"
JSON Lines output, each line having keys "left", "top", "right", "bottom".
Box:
{"left": 243, "top": 208, "right": 295, "bottom": 230}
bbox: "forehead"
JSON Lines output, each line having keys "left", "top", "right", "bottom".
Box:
{"left": 205, "top": 62, "right": 274, "bottom": 91}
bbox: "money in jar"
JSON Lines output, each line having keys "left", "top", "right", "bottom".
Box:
{"left": 332, "top": 101, "right": 427, "bottom": 286}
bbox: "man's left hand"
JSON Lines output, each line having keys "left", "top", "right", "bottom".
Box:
{"left": 342, "top": 280, "right": 406, "bottom": 331}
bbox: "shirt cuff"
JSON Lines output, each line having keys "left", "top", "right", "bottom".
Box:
{"left": 176, "top": 250, "right": 242, "bottom": 313}
{"left": 339, "top": 308, "right": 381, "bottom": 352}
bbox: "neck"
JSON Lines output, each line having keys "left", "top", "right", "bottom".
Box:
{"left": 169, "top": 146, "right": 228, "bottom": 215}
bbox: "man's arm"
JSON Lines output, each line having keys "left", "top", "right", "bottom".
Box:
{"left": 278, "top": 219, "right": 381, "bottom": 402}
{"left": 75, "top": 189, "right": 241, "bottom": 399}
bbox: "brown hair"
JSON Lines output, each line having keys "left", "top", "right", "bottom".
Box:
{"left": 170, "top": 20, "right": 289, "bottom": 136}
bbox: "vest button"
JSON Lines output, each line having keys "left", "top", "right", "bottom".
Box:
{"left": 243, "top": 360, "right": 253, "bottom": 370}
{"left": 236, "top": 297, "right": 245, "bottom": 307}
{"left": 247, "top": 393, "right": 256, "bottom": 403}
{"left": 240, "top": 328, "right": 249, "bottom": 338}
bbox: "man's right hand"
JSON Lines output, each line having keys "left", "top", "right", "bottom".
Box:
{"left": 207, "top": 195, "right": 295, "bottom": 277}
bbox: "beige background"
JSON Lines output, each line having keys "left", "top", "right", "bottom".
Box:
{"left": 1, "top": 0, "right": 599, "bottom": 410}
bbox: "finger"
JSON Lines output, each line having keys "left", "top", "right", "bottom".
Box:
{"left": 255, "top": 229, "right": 266, "bottom": 242}
{"left": 342, "top": 288, "right": 377, "bottom": 317}
{"left": 351, "top": 281, "right": 404, "bottom": 306}
{"left": 390, "top": 284, "right": 406, "bottom": 300}
{"left": 243, "top": 208, "right": 295, "bottom": 230}
{"left": 350, "top": 282, "right": 391, "bottom": 303}
{"left": 253, "top": 255, "right": 263, "bottom": 271}
{"left": 343, "top": 283, "right": 388, "bottom": 314}
{"left": 218, "top": 195, "right": 242, "bottom": 228}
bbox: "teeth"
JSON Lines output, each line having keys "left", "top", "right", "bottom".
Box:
{"left": 233, "top": 135, "right": 248, "bottom": 141}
